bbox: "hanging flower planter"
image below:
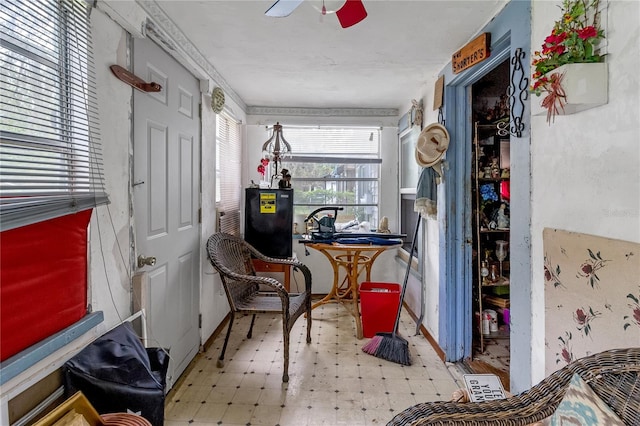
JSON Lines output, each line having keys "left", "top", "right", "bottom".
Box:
{"left": 530, "top": 0, "right": 607, "bottom": 124}
{"left": 531, "top": 62, "right": 608, "bottom": 119}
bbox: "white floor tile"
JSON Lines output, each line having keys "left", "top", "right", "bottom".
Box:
{"left": 165, "top": 303, "right": 460, "bottom": 425}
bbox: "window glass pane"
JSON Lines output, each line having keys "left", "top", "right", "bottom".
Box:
{"left": 1, "top": 143, "right": 67, "bottom": 195}
{"left": 0, "top": 48, "right": 62, "bottom": 139}
{"left": 275, "top": 126, "right": 380, "bottom": 227}
{"left": 401, "top": 194, "right": 418, "bottom": 253}
{"left": 216, "top": 113, "right": 241, "bottom": 235}
{"left": 215, "top": 139, "right": 221, "bottom": 203}
{"left": 0, "top": 0, "right": 60, "bottom": 61}
{"left": 400, "top": 126, "right": 421, "bottom": 190}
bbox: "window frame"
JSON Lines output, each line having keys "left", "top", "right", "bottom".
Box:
{"left": 215, "top": 111, "right": 242, "bottom": 235}
{"left": 398, "top": 116, "right": 423, "bottom": 272}
{"left": 272, "top": 125, "right": 382, "bottom": 227}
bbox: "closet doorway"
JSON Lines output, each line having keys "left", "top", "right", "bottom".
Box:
{"left": 466, "top": 59, "right": 511, "bottom": 389}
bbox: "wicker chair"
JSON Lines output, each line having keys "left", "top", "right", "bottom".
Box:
{"left": 206, "top": 232, "right": 312, "bottom": 382}
{"left": 387, "top": 347, "right": 640, "bottom": 425}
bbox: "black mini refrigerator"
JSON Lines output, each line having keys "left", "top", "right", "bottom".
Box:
{"left": 244, "top": 188, "right": 293, "bottom": 258}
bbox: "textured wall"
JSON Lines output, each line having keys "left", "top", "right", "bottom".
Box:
{"left": 530, "top": 0, "right": 640, "bottom": 385}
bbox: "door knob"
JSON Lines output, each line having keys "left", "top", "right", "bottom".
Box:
{"left": 137, "top": 255, "right": 157, "bottom": 268}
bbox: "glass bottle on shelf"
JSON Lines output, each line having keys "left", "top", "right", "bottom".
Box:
{"left": 495, "top": 240, "right": 508, "bottom": 278}
{"left": 488, "top": 264, "right": 500, "bottom": 283}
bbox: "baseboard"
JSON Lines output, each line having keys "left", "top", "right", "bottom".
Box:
{"left": 402, "top": 302, "right": 446, "bottom": 363}
{"left": 202, "top": 313, "right": 231, "bottom": 353}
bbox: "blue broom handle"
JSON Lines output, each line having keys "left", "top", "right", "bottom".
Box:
{"left": 392, "top": 213, "right": 421, "bottom": 337}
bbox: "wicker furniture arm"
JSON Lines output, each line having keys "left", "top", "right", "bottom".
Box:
{"left": 206, "top": 233, "right": 312, "bottom": 382}
{"left": 387, "top": 347, "right": 640, "bottom": 426}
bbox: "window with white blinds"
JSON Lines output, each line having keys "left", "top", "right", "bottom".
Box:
{"left": 215, "top": 112, "right": 241, "bottom": 235}
{"left": 278, "top": 126, "right": 381, "bottom": 226}
{"left": 0, "top": 0, "right": 108, "bottom": 231}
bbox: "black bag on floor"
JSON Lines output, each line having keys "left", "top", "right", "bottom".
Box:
{"left": 63, "top": 322, "right": 169, "bottom": 426}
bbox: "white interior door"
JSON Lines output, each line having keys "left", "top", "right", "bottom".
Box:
{"left": 133, "top": 36, "right": 200, "bottom": 389}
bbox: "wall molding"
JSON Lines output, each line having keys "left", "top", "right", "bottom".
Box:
{"left": 247, "top": 106, "right": 398, "bottom": 117}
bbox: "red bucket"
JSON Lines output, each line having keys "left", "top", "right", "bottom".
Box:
{"left": 359, "top": 282, "right": 401, "bottom": 338}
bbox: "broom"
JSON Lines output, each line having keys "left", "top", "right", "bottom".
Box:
{"left": 362, "top": 213, "right": 421, "bottom": 365}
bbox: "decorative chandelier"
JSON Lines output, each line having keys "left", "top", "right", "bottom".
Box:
{"left": 261, "top": 122, "right": 292, "bottom": 180}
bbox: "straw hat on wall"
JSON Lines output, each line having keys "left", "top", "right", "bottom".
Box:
{"left": 414, "top": 123, "right": 450, "bottom": 168}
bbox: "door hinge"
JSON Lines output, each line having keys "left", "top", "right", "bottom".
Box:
{"left": 198, "top": 313, "right": 202, "bottom": 328}
{"left": 198, "top": 103, "right": 202, "bottom": 119}
{"left": 198, "top": 208, "right": 202, "bottom": 223}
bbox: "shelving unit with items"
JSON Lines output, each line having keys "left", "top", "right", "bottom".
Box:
{"left": 472, "top": 121, "right": 511, "bottom": 353}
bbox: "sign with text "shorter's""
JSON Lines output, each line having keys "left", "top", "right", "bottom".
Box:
{"left": 452, "top": 33, "right": 491, "bottom": 74}
{"left": 463, "top": 374, "right": 506, "bottom": 402}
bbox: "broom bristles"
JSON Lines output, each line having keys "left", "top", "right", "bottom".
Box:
{"left": 362, "top": 335, "right": 383, "bottom": 354}
{"left": 361, "top": 332, "right": 411, "bottom": 366}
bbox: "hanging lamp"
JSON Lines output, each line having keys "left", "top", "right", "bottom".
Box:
{"left": 262, "top": 122, "right": 292, "bottom": 184}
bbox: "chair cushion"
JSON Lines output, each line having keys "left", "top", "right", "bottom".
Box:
{"left": 545, "top": 373, "right": 625, "bottom": 425}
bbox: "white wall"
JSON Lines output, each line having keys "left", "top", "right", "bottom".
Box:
{"left": 200, "top": 97, "right": 247, "bottom": 344}
{"left": 529, "top": 0, "right": 640, "bottom": 385}
{"left": 395, "top": 88, "right": 445, "bottom": 343}
{"left": 89, "top": 8, "right": 135, "bottom": 334}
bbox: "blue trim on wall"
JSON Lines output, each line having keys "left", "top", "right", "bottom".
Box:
{"left": 0, "top": 311, "right": 104, "bottom": 385}
{"left": 439, "top": 0, "right": 531, "bottom": 366}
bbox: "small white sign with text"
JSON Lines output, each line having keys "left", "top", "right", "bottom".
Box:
{"left": 463, "top": 374, "right": 506, "bottom": 402}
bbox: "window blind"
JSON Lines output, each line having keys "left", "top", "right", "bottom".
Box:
{"left": 216, "top": 112, "right": 241, "bottom": 235}
{"left": 281, "top": 126, "right": 380, "bottom": 157}
{"left": 277, "top": 125, "right": 381, "bottom": 226}
{"left": 0, "top": 0, "right": 108, "bottom": 231}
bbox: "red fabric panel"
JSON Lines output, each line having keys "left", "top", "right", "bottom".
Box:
{"left": 1, "top": 210, "right": 92, "bottom": 361}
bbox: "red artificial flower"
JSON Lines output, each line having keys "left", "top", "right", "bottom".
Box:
{"left": 578, "top": 26, "right": 597, "bottom": 40}
{"left": 261, "top": 158, "right": 270, "bottom": 166}
{"left": 544, "top": 31, "right": 567, "bottom": 46}
{"left": 257, "top": 164, "right": 265, "bottom": 175}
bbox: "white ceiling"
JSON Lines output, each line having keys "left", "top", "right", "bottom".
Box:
{"left": 150, "top": 0, "right": 509, "bottom": 111}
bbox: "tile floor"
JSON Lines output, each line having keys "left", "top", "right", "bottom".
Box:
{"left": 474, "top": 336, "right": 510, "bottom": 374}
{"left": 164, "top": 302, "right": 465, "bottom": 426}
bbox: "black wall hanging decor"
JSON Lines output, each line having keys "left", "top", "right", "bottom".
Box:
{"left": 507, "top": 48, "right": 528, "bottom": 138}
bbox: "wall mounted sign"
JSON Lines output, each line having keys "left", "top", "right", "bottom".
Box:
{"left": 260, "top": 193, "right": 276, "bottom": 214}
{"left": 452, "top": 33, "right": 491, "bottom": 74}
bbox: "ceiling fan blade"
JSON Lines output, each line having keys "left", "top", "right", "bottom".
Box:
{"left": 265, "top": 0, "right": 305, "bottom": 17}
{"left": 336, "top": 0, "right": 367, "bottom": 28}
